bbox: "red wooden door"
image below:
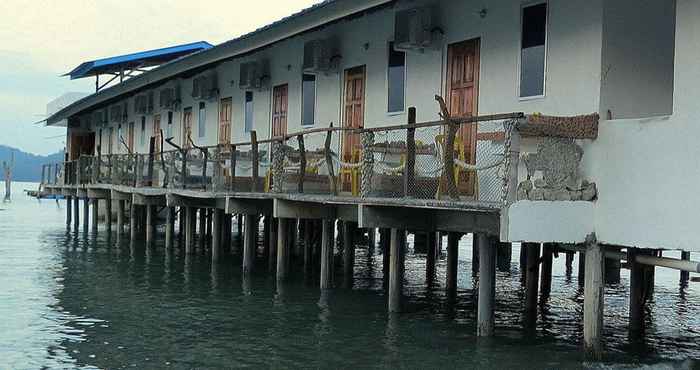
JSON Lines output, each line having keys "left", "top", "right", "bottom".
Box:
{"left": 342, "top": 66, "right": 365, "bottom": 161}
{"left": 271, "top": 84, "right": 288, "bottom": 137}
{"left": 446, "top": 39, "right": 480, "bottom": 195}
{"left": 219, "top": 97, "right": 232, "bottom": 145}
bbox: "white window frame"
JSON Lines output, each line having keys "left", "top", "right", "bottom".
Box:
{"left": 386, "top": 41, "right": 408, "bottom": 115}
{"left": 517, "top": 0, "right": 549, "bottom": 101}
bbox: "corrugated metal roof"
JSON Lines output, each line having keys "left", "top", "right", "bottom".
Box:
{"left": 64, "top": 41, "right": 213, "bottom": 80}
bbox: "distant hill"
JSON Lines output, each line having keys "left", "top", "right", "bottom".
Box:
{"left": 0, "top": 145, "right": 65, "bottom": 182}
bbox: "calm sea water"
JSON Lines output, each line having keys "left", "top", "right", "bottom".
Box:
{"left": 1, "top": 182, "right": 699, "bottom": 369}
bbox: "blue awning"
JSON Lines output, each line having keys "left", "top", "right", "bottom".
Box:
{"left": 64, "top": 41, "right": 213, "bottom": 80}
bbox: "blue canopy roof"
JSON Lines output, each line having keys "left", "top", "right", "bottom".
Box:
{"left": 64, "top": 41, "right": 213, "bottom": 80}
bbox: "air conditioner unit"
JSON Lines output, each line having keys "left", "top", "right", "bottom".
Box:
{"left": 303, "top": 38, "right": 340, "bottom": 73}
{"left": 134, "top": 94, "right": 149, "bottom": 114}
{"left": 160, "top": 85, "right": 181, "bottom": 109}
{"left": 92, "top": 109, "right": 106, "bottom": 126}
{"left": 109, "top": 105, "right": 122, "bottom": 122}
{"left": 147, "top": 91, "right": 155, "bottom": 114}
{"left": 239, "top": 61, "right": 270, "bottom": 90}
{"left": 394, "top": 7, "right": 437, "bottom": 52}
{"left": 192, "top": 73, "right": 218, "bottom": 100}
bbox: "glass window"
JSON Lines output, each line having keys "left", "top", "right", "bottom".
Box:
{"left": 301, "top": 74, "right": 316, "bottom": 126}
{"left": 140, "top": 117, "right": 146, "bottom": 145}
{"left": 166, "top": 111, "right": 173, "bottom": 138}
{"left": 520, "top": 3, "right": 547, "bottom": 98}
{"left": 245, "top": 91, "right": 254, "bottom": 132}
{"left": 388, "top": 42, "right": 406, "bottom": 113}
{"left": 198, "top": 102, "right": 206, "bottom": 138}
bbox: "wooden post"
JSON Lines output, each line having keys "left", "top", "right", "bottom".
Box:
{"left": 83, "top": 198, "right": 90, "bottom": 232}
{"left": 320, "top": 219, "right": 334, "bottom": 290}
{"left": 223, "top": 214, "right": 232, "bottom": 253}
{"left": 74, "top": 196, "right": 80, "bottom": 231}
{"left": 496, "top": 242, "right": 512, "bottom": 272}
{"left": 388, "top": 228, "right": 405, "bottom": 313}
{"left": 303, "top": 220, "right": 313, "bottom": 274}
{"left": 381, "top": 228, "right": 391, "bottom": 278}
{"left": 165, "top": 207, "right": 174, "bottom": 249}
{"left": 629, "top": 248, "right": 655, "bottom": 339}
{"left": 145, "top": 204, "right": 154, "bottom": 246}
{"left": 583, "top": 238, "right": 604, "bottom": 359}
{"left": 578, "top": 251, "right": 586, "bottom": 287}
{"left": 105, "top": 198, "right": 112, "bottom": 232}
{"left": 212, "top": 209, "right": 223, "bottom": 263}
{"left": 250, "top": 131, "right": 259, "bottom": 192}
{"left": 229, "top": 145, "right": 236, "bottom": 191}
{"left": 198, "top": 208, "right": 206, "bottom": 250}
{"left": 477, "top": 233, "right": 496, "bottom": 337}
{"left": 426, "top": 231, "right": 437, "bottom": 284}
{"left": 243, "top": 214, "right": 256, "bottom": 275}
{"left": 680, "top": 251, "right": 691, "bottom": 283}
{"left": 185, "top": 207, "right": 194, "bottom": 254}
{"left": 446, "top": 232, "right": 460, "bottom": 301}
{"left": 324, "top": 123, "right": 337, "bottom": 195}
{"left": 519, "top": 244, "right": 527, "bottom": 284}
{"left": 276, "top": 218, "right": 289, "bottom": 280}
{"left": 66, "top": 196, "right": 72, "bottom": 228}
{"left": 524, "top": 242, "right": 540, "bottom": 325}
{"left": 540, "top": 243, "right": 554, "bottom": 302}
{"left": 343, "top": 221, "right": 355, "bottom": 288}
{"left": 605, "top": 246, "right": 621, "bottom": 284}
{"left": 130, "top": 204, "right": 137, "bottom": 242}
{"left": 268, "top": 217, "right": 278, "bottom": 272}
{"left": 404, "top": 107, "right": 416, "bottom": 197}
{"left": 471, "top": 233, "right": 480, "bottom": 276}
{"left": 297, "top": 135, "right": 306, "bottom": 193}
{"left": 565, "top": 251, "right": 575, "bottom": 278}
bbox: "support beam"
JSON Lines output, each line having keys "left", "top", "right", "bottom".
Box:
{"left": 320, "top": 219, "right": 334, "bottom": 290}
{"left": 222, "top": 214, "right": 232, "bottom": 254}
{"left": 605, "top": 246, "right": 621, "bottom": 284}
{"left": 497, "top": 242, "right": 512, "bottom": 272}
{"left": 524, "top": 242, "right": 540, "bottom": 325}
{"left": 583, "top": 238, "right": 604, "bottom": 359}
{"left": 303, "top": 220, "right": 313, "bottom": 274}
{"left": 446, "top": 232, "right": 460, "bottom": 301}
{"left": 565, "top": 251, "right": 574, "bottom": 278}
{"left": 242, "top": 214, "right": 256, "bottom": 275}
{"left": 381, "top": 228, "right": 391, "bottom": 277}
{"left": 165, "top": 207, "right": 174, "bottom": 249}
{"left": 388, "top": 228, "right": 405, "bottom": 313}
{"left": 343, "top": 221, "right": 356, "bottom": 288}
{"left": 578, "top": 251, "right": 586, "bottom": 287}
{"left": 115, "top": 200, "right": 124, "bottom": 236}
{"left": 477, "top": 233, "right": 496, "bottom": 337}
{"left": 212, "top": 209, "right": 223, "bottom": 263}
{"left": 91, "top": 198, "right": 98, "bottom": 233}
{"left": 276, "top": 218, "right": 289, "bottom": 280}
{"left": 471, "top": 233, "right": 479, "bottom": 276}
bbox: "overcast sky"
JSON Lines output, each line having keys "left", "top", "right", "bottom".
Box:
{"left": 0, "top": 0, "right": 320, "bottom": 155}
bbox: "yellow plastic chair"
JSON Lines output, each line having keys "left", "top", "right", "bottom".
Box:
{"left": 339, "top": 148, "right": 361, "bottom": 196}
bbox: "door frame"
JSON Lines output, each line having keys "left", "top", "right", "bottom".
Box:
{"left": 271, "top": 83, "right": 289, "bottom": 138}
{"left": 341, "top": 65, "right": 366, "bottom": 160}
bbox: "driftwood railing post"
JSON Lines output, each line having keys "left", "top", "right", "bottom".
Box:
{"left": 324, "top": 123, "right": 337, "bottom": 195}
{"left": 147, "top": 137, "right": 155, "bottom": 187}
{"left": 230, "top": 144, "right": 236, "bottom": 191}
{"left": 436, "top": 95, "right": 460, "bottom": 200}
{"left": 250, "top": 131, "right": 259, "bottom": 192}
{"left": 404, "top": 107, "right": 417, "bottom": 198}
{"left": 297, "top": 134, "right": 306, "bottom": 193}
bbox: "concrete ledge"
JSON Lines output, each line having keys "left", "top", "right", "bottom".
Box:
{"left": 226, "top": 197, "right": 273, "bottom": 215}
{"left": 358, "top": 204, "right": 499, "bottom": 234}
{"left": 133, "top": 193, "right": 167, "bottom": 206}
{"left": 503, "top": 201, "right": 594, "bottom": 243}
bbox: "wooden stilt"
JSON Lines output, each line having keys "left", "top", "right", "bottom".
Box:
{"left": 540, "top": 243, "right": 554, "bottom": 302}
{"left": 381, "top": 228, "right": 391, "bottom": 278}
{"left": 583, "top": 238, "right": 604, "bottom": 359}
{"left": 243, "top": 214, "right": 256, "bottom": 275}
{"left": 269, "top": 217, "right": 278, "bottom": 272}
{"left": 145, "top": 204, "right": 153, "bottom": 246}
{"left": 105, "top": 198, "right": 112, "bottom": 232}
{"left": 91, "top": 199, "right": 99, "bottom": 233}
{"left": 66, "top": 196, "right": 72, "bottom": 228}
{"left": 185, "top": 207, "right": 194, "bottom": 254}
{"left": 520, "top": 244, "right": 527, "bottom": 285}
{"left": 565, "top": 251, "right": 574, "bottom": 278}
{"left": 446, "top": 232, "right": 460, "bottom": 301}
{"left": 629, "top": 248, "right": 655, "bottom": 339}
{"left": 605, "top": 246, "right": 621, "bottom": 284}
{"left": 320, "top": 219, "right": 334, "bottom": 290}
{"left": 262, "top": 216, "right": 270, "bottom": 261}
{"left": 130, "top": 204, "right": 137, "bottom": 242}
{"left": 681, "top": 251, "right": 691, "bottom": 283}
{"left": 304, "top": 220, "right": 312, "bottom": 274}
{"left": 524, "top": 242, "right": 540, "bottom": 324}
{"left": 471, "top": 233, "right": 479, "bottom": 276}
{"left": 222, "top": 214, "right": 231, "bottom": 254}
{"left": 496, "top": 241, "right": 512, "bottom": 272}
{"left": 117, "top": 199, "right": 124, "bottom": 234}
{"left": 388, "top": 228, "right": 405, "bottom": 313}
{"left": 73, "top": 196, "right": 80, "bottom": 231}
{"left": 426, "top": 231, "right": 437, "bottom": 284}
{"left": 477, "top": 233, "right": 496, "bottom": 337}
{"left": 367, "top": 228, "right": 376, "bottom": 255}
{"left": 83, "top": 198, "right": 90, "bottom": 232}
{"left": 276, "top": 218, "right": 289, "bottom": 280}
{"left": 165, "top": 207, "right": 174, "bottom": 249}
{"left": 198, "top": 208, "right": 206, "bottom": 251}
{"left": 212, "top": 209, "right": 223, "bottom": 263}
{"left": 343, "top": 221, "right": 355, "bottom": 288}
{"left": 578, "top": 250, "right": 586, "bottom": 287}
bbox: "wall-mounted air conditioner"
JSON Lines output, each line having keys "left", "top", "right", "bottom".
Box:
{"left": 303, "top": 38, "right": 340, "bottom": 74}
{"left": 160, "top": 85, "right": 182, "bottom": 109}
{"left": 192, "top": 73, "right": 219, "bottom": 100}
{"left": 147, "top": 91, "right": 155, "bottom": 114}
{"left": 239, "top": 60, "right": 270, "bottom": 90}
{"left": 92, "top": 109, "right": 107, "bottom": 126}
{"left": 394, "top": 7, "right": 439, "bottom": 52}
{"left": 134, "top": 94, "right": 149, "bottom": 114}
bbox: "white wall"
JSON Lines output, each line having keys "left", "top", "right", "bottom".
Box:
{"left": 599, "top": 0, "right": 676, "bottom": 119}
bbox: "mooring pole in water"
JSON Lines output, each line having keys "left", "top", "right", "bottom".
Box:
{"left": 343, "top": 221, "right": 356, "bottom": 289}
{"left": 276, "top": 218, "right": 289, "bottom": 280}
{"left": 540, "top": 243, "right": 554, "bottom": 302}
{"left": 426, "top": 231, "right": 437, "bottom": 284}
{"left": 242, "top": 214, "right": 256, "bottom": 275}
{"left": 145, "top": 204, "right": 154, "bottom": 247}
{"left": 165, "top": 207, "right": 174, "bottom": 249}
{"left": 388, "top": 228, "right": 405, "bottom": 313}
{"left": 320, "top": 219, "right": 334, "bottom": 290}
{"left": 73, "top": 196, "right": 80, "bottom": 231}
{"left": 524, "top": 242, "right": 541, "bottom": 325}
{"left": 583, "top": 236, "right": 604, "bottom": 359}
{"left": 681, "top": 251, "right": 691, "bottom": 283}
{"left": 477, "top": 233, "right": 496, "bottom": 337}
{"left": 269, "top": 217, "right": 278, "bottom": 273}
{"left": 185, "top": 207, "right": 194, "bottom": 254}
{"left": 66, "top": 196, "right": 72, "bottom": 228}
{"left": 212, "top": 209, "right": 223, "bottom": 263}
{"left": 446, "top": 232, "right": 460, "bottom": 302}
{"left": 105, "top": 198, "right": 112, "bottom": 233}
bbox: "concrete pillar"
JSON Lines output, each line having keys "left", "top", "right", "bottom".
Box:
{"left": 388, "top": 228, "right": 405, "bottom": 313}
{"left": 276, "top": 218, "right": 289, "bottom": 280}
{"left": 269, "top": 217, "right": 278, "bottom": 273}
{"left": 540, "top": 243, "right": 554, "bottom": 302}
{"left": 381, "top": 228, "right": 391, "bottom": 277}
{"left": 82, "top": 198, "right": 90, "bottom": 232}
{"left": 496, "top": 242, "right": 512, "bottom": 272}
{"left": 583, "top": 239, "right": 604, "bottom": 359}
{"left": 130, "top": 204, "right": 137, "bottom": 242}
{"left": 73, "top": 196, "right": 80, "bottom": 231}
{"left": 242, "top": 214, "right": 256, "bottom": 275}
{"left": 212, "top": 209, "right": 223, "bottom": 263}
{"left": 198, "top": 208, "right": 206, "bottom": 250}
{"left": 471, "top": 233, "right": 479, "bottom": 276}
{"left": 605, "top": 246, "right": 621, "bottom": 284}
{"left": 446, "top": 232, "right": 460, "bottom": 301}
{"left": 145, "top": 204, "right": 154, "bottom": 247}
{"left": 66, "top": 196, "right": 72, "bottom": 228}
{"left": 629, "top": 248, "right": 655, "bottom": 338}
{"left": 343, "top": 221, "right": 355, "bottom": 288}
{"left": 222, "top": 214, "right": 232, "bottom": 254}
{"left": 477, "top": 233, "right": 496, "bottom": 337}
{"left": 237, "top": 214, "right": 243, "bottom": 236}
{"left": 320, "top": 219, "right": 334, "bottom": 290}
{"left": 165, "top": 207, "right": 174, "bottom": 249}
{"left": 117, "top": 200, "right": 125, "bottom": 234}
{"left": 105, "top": 198, "right": 112, "bottom": 232}
{"left": 262, "top": 216, "right": 270, "bottom": 262}
{"left": 524, "top": 242, "right": 540, "bottom": 325}
{"left": 681, "top": 251, "right": 691, "bottom": 283}
{"left": 185, "top": 207, "right": 194, "bottom": 255}
{"left": 426, "top": 231, "right": 437, "bottom": 284}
